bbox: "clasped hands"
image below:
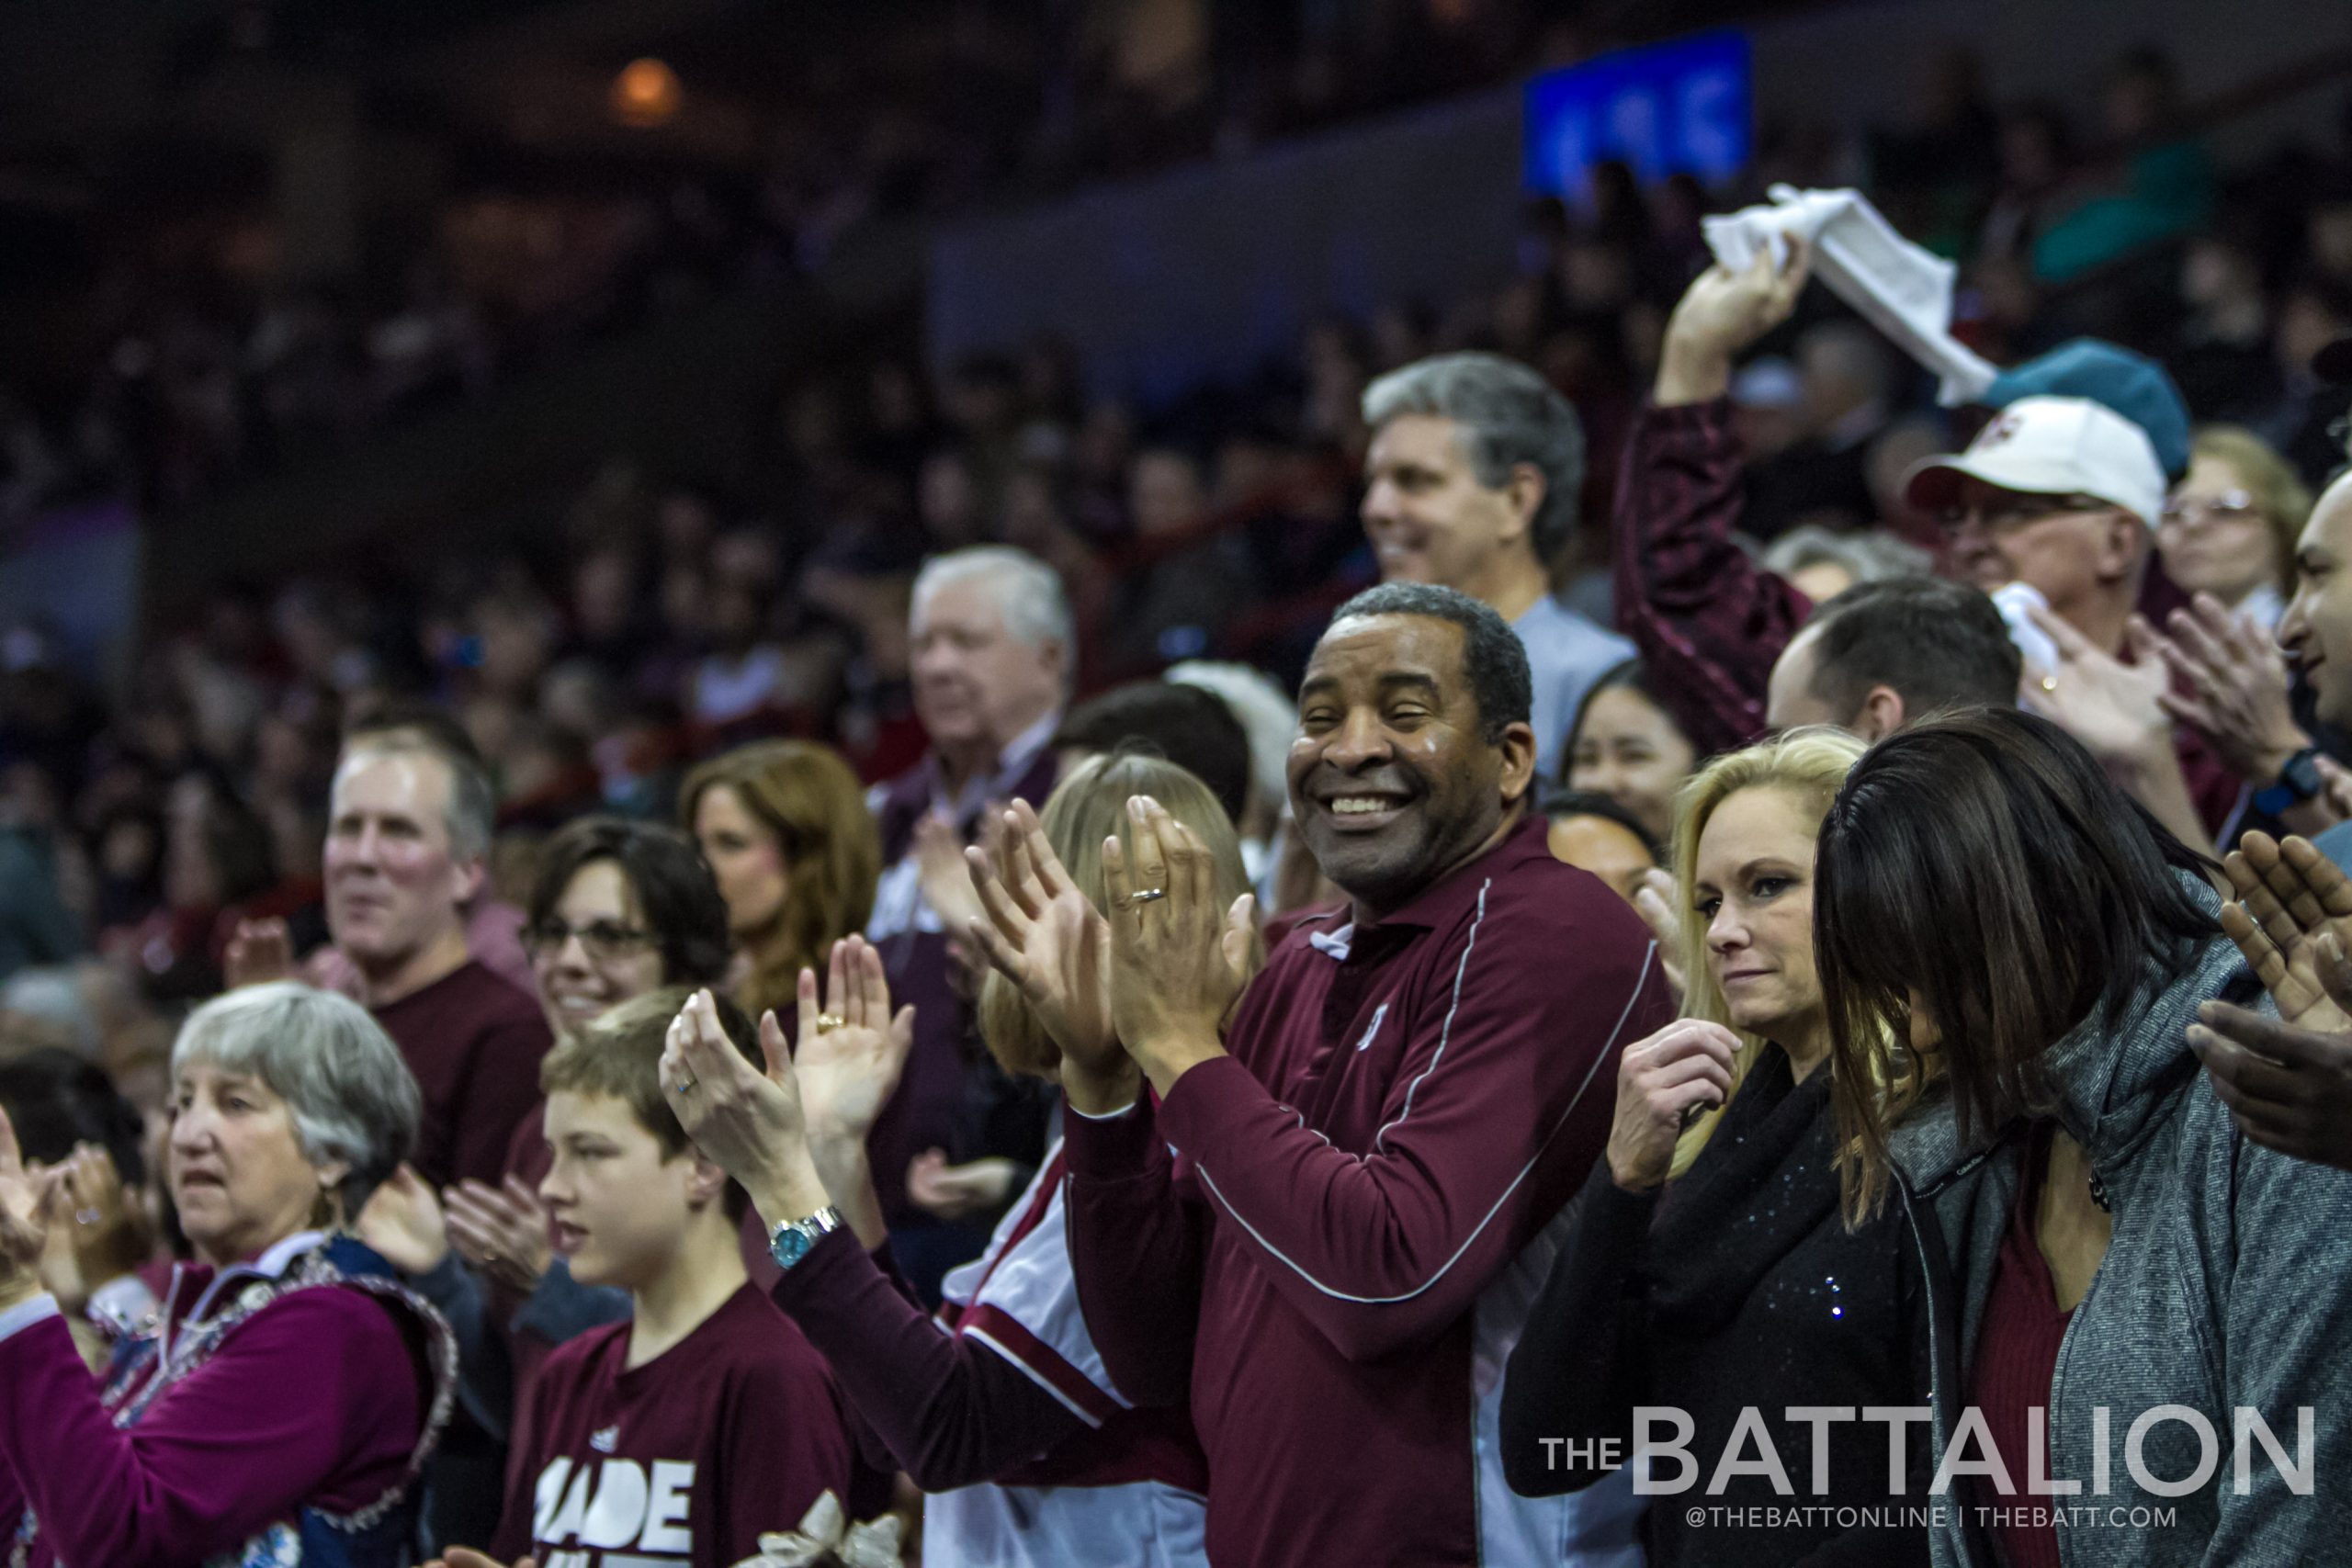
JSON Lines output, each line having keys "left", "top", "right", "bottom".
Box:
{"left": 960, "top": 795, "right": 1256, "bottom": 1111}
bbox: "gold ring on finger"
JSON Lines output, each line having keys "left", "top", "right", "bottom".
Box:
{"left": 813, "top": 1012, "right": 847, "bottom": 1034}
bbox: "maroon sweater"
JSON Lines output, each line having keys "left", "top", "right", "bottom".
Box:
{"left": 0, "top": 1257, "right": 426, "bottom": 1567}
{"left": 494, "top": 1282, "right": 852, "bottom": 1568}
{"left": 1065, "top": 817, "right": 1673, "bottom": 1568}
{"left": 1972, "top": 1123, "right": 2071, "bottom": 1568}
{"left": 373, "top": 959, "right": 551, "bottom": 1190}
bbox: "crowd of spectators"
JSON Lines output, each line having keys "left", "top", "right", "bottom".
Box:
{"left": 0, "top": 41, "right": 2346, "bottom": 1081}
{"left": 3, "top": 16, "right": 2352, "bottom": 1565}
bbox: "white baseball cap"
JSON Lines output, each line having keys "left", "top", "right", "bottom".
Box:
{"left": 1903, "top": 395, "right": 2167, "bottom": 527}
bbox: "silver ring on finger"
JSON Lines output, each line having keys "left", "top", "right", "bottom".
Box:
{"left": 1125, "top": 887, "right": 1168, "bottom": 908}
{"left": 75, "top": 1208, "right": 101, "bottom": 1226}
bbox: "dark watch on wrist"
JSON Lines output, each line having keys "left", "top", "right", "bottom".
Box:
{"left": 2254, "top": 746, "right": 2324, "bottom": 817}
{"left": 768, "top": 1205, "right": 844, "bottom": 1270}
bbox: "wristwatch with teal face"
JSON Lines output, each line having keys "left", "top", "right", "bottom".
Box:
{"left": 770, "top": 1206, "right": 844, "bottom": 1270}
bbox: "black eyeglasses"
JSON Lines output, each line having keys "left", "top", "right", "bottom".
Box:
{"left": 1934, "top": 492, "right": 2112, "bottom": 538}
{"left": 525, "top": 919, "right": 657, "bottom": 965}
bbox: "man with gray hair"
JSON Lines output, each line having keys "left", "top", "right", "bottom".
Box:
{"left": 322, "top": 721, "right": 548, "bottom": 1192}
{"left": 1362, "top": 351, "right": 1633, "bottom": 777}
{"left": 867, "top": 545, "right": 1073, "bottom": 1299}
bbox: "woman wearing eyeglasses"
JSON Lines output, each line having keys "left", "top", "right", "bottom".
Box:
{"left": 2139, "top": 428, "right": 2336, "bottom": 841}
{"left": 2155, "top": 425, "right": 2312, "bottom": 632}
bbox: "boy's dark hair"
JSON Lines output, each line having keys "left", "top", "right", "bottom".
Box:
{"left": 540, "top": 986, "right": 763, "bottom": 1221}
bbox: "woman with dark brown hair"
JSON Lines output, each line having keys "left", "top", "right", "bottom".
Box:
{"left": 680, "top": 739, "right": 881, "bottom": 1021}
{"left": 1813, "top": 706, "right": 2352, "bottom": 1568}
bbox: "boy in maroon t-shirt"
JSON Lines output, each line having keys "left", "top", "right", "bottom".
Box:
{"left": 441, "top": 987, "right": 852, "bottom": 1568}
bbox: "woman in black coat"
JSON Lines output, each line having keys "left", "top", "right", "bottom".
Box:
{"left": 1501, "top": 728, "right": 1929, "bottom": 1568}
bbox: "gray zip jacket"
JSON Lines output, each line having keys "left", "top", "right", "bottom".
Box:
{"left": 1887, "top": 897, "right": 2352, "bottom": 1568}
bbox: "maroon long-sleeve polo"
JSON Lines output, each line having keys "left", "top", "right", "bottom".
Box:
{"left": 1065, "top": 816, "right": 1673, "bottom": 1568}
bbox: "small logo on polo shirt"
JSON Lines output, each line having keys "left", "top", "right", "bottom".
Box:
{"left": 590, "top": 1425, "right": 619, "bottom": 1453}
{"left": 1354, "top": 1002, "right": 1389, "bottom": 1052}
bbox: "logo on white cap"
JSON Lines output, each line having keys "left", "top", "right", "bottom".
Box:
{"left": 1905, "top": 396, "right": 2167, "bottom": 527}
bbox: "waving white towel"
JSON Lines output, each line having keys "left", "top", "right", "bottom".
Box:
{"left": 1702, "top": 184, "right": 1997, "bottom": 406}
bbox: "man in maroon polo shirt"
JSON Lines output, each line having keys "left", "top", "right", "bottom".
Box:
{"left": 1056, "top": 581, "right": 1673, "bottom": 1568}
{"left": 325, "top": 729, "right": 549, "bottom": 1191}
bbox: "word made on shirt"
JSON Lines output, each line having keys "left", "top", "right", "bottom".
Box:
{"left": 533, "top": 1455, "right": 697, "bottom": 1565}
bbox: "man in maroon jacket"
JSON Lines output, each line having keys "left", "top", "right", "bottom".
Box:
{"left": 1057, "top": 581, "right": 1673, "bottom": 1568}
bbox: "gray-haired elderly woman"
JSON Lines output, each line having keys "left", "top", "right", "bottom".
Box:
{"left": 0, "top": 982, "right": 456, "bottom": 1568}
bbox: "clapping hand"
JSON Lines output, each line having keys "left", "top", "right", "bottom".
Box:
{"left": 2189, "top": 830, "right": 2352, "bottom": 1171}
{"left": 356, "top": 1164, "right": 451, "bottom": 1277}
{"left": 795, "top": 936, "right": 915, "bottom": 1147}
{"left": 963, "top": 801, "right": 1122, "bottom": 1078}
{"left": 0, "top": 1107, "right": 59, "bottom": 1308}
{"left": 444, "top": 1176, "right": 552, "bottom": 1296}
{"left": 1631, "top": 868, "right": 1687, "bottom": 998}
{"left": 662, "top": 988, "right": 808, "bottom": 1200}
{"left": 914, "top": 812, "right": 987, "bottom": 936}
{"left": 2214, "top": 831, "right": 2352, "bottom": 1031}
{"left": 55, "top": 1143, "right": 151, "bottom": 1299}
{"left": 1102, "top": 795, "right": 1257, "bottom": 1096}
{"left": 223, "top": 918, "right": 297, "bottom": 989}
{"left": 2141, "top": 596, "right": 2313, "bottom": 795}
{"left": 907, "top": 1150, "right": 1018, "bottom": 1223}
{"left": 2018, "top": 604, "right": 2173, "bottom": 769}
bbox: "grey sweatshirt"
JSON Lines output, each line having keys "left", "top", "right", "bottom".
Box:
{"left": 1887, "top": 888, "right": 2352, "bottom": 1568}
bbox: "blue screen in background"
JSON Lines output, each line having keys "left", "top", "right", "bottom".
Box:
{"left": 1522, "top": 29, "right": 1752, "bottom": 197}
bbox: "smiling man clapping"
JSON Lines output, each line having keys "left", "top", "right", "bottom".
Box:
{"left": 1012, "top": 581, "right": 1672, "bottom": 1568}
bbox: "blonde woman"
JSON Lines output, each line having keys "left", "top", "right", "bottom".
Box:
{"left": 662, "top": 751, "right": 1238, "bottom": 1568}
{"left": 2156, "top": 425, "right": 2312, "bottom": 631}
{"left": 1499, "top": 728, "right": 1928, "bottom": 1568}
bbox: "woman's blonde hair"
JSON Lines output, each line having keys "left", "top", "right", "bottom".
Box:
{"left": 1663, "top": 726, "right": 1869, "bottom": 1181}
{"left": 678, "top": 740, "right": 880, "bottom": 1021}
{"left": 978, "top": 750, "right": 1259, "bottom": 1080}
{"left": 2186, "top": 424, "right": 2312, "bottom": 596}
